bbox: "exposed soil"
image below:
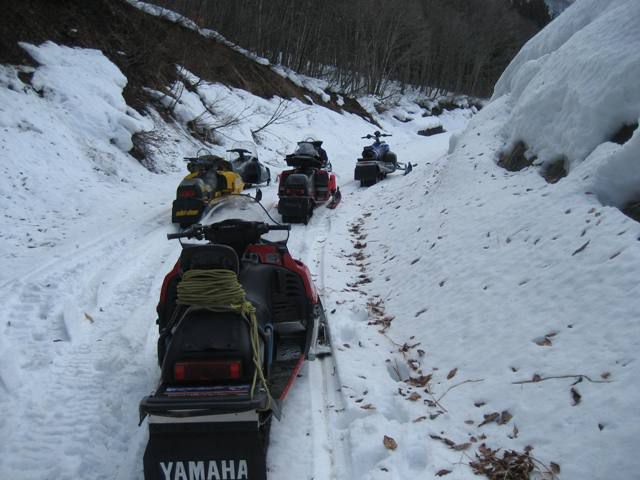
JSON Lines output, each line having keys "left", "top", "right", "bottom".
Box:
{"left": 497, "top": 141, "right": 534, "bottom": 172}
{"left": 0, "top": 0, "right": 373, "bottom": 122}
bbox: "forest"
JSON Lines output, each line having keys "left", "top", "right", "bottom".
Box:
{"left": 152, "top": 0, "right": 550, "bottom": 97}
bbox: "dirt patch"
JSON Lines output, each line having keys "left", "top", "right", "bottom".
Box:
{"left": 418, "top": 126, "right": 446, "bottom": 137}
{"left": 497, "top": 141, "right": 535, "bottom": 172}
{"left": 0, "top": 0, "right": 370, "bottom": 120}
{"left": 611, "top": 122, "right": 638, "bottom": 145}
{"left": 622, "top": 200, "right": 640, "bottom": 223}
{"left": 541, "top": 156, "right": 567, "bottom": 184}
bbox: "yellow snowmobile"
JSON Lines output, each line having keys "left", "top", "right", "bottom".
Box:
{"left": 172, "top": 152, "right": 244, "bottom": 227}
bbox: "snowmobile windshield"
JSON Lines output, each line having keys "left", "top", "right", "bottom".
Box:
{"left": 200, "top": 194, "right": 288, "bottom": 244}
{"left": 227, "top": 141, "right": 258, "bottom": 162}
{"left": 294, "top": 142, "right": 319, "bottom": 157}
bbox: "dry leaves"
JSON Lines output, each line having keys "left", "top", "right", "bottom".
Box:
{"left": 479, "top": 410, "right": 513, "bottom": 427}
{"left": 435, "top": 469, "right": 451, "bottom": 476}
{"left": 406, "top": 373, "right": 432, "bottom": 387}
{"left": 497, "top": 410, "right": 513, "bottom": 425}
{"left": 447, "top": 368, "right": 458, "bottom": 380}
{"left": 383, "top": 435, "right": 398, "bottom": 451}
{"left": 470, "top": 444, "right": 535, "bottom": 480}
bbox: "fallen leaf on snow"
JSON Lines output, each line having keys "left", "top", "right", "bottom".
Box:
{"left": 383, "top": 435, "right": 398, "bottom": 451}
{"left": 435, "top": 469, "right": 451, "bottom": 476}
{"left": 497, "top": 410, "right": 513, "bottom": 425}
{"left": 452, "top": 442, "right": 472, "bottom": 451}
{"left": 406, "top": 374, "right": 432, "bottom": 387}
{"left": 479, "top": 412, "right": 500, "bottom": 427}
{"left": 447, "top": 368, "right": 458, "bottom": 380}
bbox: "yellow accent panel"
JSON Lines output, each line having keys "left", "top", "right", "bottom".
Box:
{"left": 175, "top": 209, "right": 200, "bottom": 217}
{"left": 219, "top": 171, "right": 244, "bottom": 193}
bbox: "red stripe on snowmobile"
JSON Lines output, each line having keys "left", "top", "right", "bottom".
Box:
{"left": 279, "top": 354, "right": 306, "bottom": 400}
{"left": 157, "top": 260, "right": 181, "bottom": 314}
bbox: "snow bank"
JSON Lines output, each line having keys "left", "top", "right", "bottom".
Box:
{"left": 0, "top": 42, "right": 173, "bottom": 283}
{"left": 491, "top": 0, "right": 640, "bottom": 206}
{"left": 21, "top": 41, "right": 152, "bottom": 151}
{"left": 315, "top": 2, "right": 640, "bottom": 478}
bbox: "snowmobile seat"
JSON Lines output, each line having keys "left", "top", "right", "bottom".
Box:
{"left": 362, "top": 146, "right": 377, "bottom": 161}
{"left": 284, "top": 173, "right": 311, "bottom": 195}
{"left": 179, "top": 245, "right": 240, "bottom": 274}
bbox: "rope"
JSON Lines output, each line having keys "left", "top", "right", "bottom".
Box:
{"left": 176, "top": 269, "right": 272, "bottom": 410}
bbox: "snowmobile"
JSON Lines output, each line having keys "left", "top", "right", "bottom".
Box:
{"left": 140, "top": 194, "right": 331, "bottom": 480}
{"left": 354, "top": 131, "right": 412, "bottom": 187}
{"left": 172, "top": 151, "right": 245, "bottom": 228}
{"left": 227, "top": 142, "right": 271, "bottom": 187}
{"left": 277, "top": 140, "right": 340, "bottom": 224}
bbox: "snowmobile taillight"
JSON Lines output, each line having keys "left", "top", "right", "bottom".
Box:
{"left": 285, "top": 188, "right": 306, "bottom": 196}
{"left": 173, "top": 360, "right": 242, "bottom": 382}
{"left": 179, "top": 189, "right": 197, "bottom": 198}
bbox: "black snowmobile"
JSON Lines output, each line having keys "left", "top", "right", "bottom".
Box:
{"left": 227, "top": 142, "right": 271, "bottom": 187}
{"left": 354, "top": 131, "right": 412, "bottom": 186}
{"left": 140, "top": 194, "right": 330, "bottom": 480}
{"left": 277, "top": 140, "right": 340, "bottom": 224}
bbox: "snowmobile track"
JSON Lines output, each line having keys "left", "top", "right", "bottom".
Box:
{"left": 0, "top": 208, "right": 176, "bottom": 479}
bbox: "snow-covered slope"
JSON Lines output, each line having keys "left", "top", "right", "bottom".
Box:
{"left": 493, "top": 0, "right": 640, "bottom": 208}
{"left": 313, "top": 1, "right": 639, "bottom": 478}
{"left": 2, "top": 0, "right": 638, "bottom": 478}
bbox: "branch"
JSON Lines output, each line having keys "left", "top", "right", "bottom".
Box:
{"left": 512, "top": 374, "right": 612, "bottom": 385}
{"left": 436, "top": 379, "right": 485, "bottom": 403}
{"left": 251, "top": 98, "right": 307, "bottom": 137}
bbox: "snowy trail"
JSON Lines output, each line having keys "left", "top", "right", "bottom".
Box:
{"left": 0, "top": 203, "right": 179, "bottom": 479}
{"left": 267, "top": 193, "right": 354, "bottom": 479}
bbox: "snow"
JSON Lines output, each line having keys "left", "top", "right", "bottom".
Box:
{"left": 493, "top": 0, "right": 640, "bottom": 177}
{"left": 2, "top": 0, "right": 639, "bottom": 478}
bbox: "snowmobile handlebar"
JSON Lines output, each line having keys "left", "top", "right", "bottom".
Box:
{"left": 167, "top": 221, "right": 290, "bottom": 241}
{"left": 362, "top": 132, "right": 391, "bottom": 140}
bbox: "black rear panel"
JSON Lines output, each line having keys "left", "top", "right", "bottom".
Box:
{"left": 144, "top": 421, "right": 266, "bottom": 480}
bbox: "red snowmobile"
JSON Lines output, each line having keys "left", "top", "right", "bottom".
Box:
{"left": 277, "top": 140, "right": 340, "bottom": 224}
{"left": 139, "top": 194, "right": 330, "bottom": 480}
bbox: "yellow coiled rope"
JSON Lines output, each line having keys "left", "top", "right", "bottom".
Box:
{"left": 176, "top": 268, "right": 272, "bottom": 410}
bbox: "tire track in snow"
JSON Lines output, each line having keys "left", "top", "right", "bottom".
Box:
{"left": 0, "top": 207, "right": 177, "bottom": 480}
{"left": 266, "top": 205, "right": 352, "bottom": 479}
{"left": 298, "top": 210, "right": 352, "bottom": 480}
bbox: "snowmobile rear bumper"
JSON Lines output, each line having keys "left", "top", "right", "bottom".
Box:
{"left": 354, "top": 161, "right": 380, "bottom": 181}
{"left": 277, "top": 197, "right": 312, "bottom": 218}
{"left": 143, "top": 412, "right": 266, "bottom": 480}
{"left": 172, "top": 198, "right": 205, "bottom": 225}
{"left": 140, "top": 389, "right": 270, "bottom": 479}
{"left": 139, "top": 390, "right": 269, "bottom": 422}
